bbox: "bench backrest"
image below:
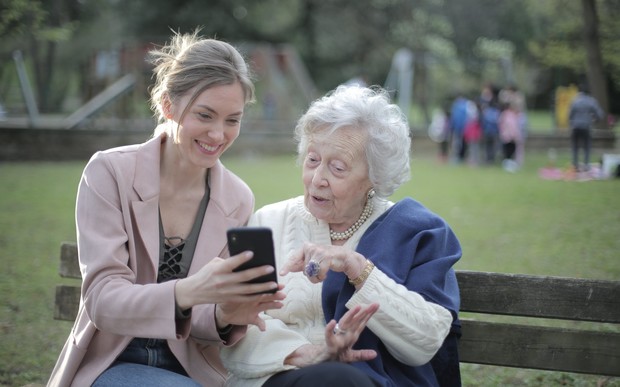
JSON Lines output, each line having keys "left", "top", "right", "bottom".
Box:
{"left": 457, "top": 270, "right": 620, "bottom": 376}
{"left": 54, "top": 242, "right": 620, "bottom": 376}
{"left": 54, "top": 242, "right": 81, "bottom": 321}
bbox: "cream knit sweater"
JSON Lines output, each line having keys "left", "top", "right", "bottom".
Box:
{"left": 220, "top": 196, "right": 452, "bottom": 387}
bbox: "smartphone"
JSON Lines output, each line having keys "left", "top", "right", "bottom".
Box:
{"left": 227, "top": 227, "right": 277, "bottom": 293}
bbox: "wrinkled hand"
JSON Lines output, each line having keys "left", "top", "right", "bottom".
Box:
{"left": 284, "top": 303, "right": 379, "bottom": 367}
{"left": 281, "top": 242, "right": 366, "bottom": 284}
{"left": 324, "top": 303, "right": 379, "bottom": 362}
{"left": 175, "top": 251, "right": 285, "bottom": 329}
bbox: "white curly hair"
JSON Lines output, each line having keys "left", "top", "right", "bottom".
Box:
{"left": 294, "top": 85, "right": 411, "bottom": 198}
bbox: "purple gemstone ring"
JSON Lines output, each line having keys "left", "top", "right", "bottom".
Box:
{"left": 303, "top": 259, "right": 321, "bottom": 277}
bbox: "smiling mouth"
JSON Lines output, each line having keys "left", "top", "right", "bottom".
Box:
{"left": 196, "top": 140, "right": 219, "bottom": 152}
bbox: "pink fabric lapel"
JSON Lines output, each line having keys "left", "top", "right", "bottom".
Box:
{"left": 131, "top": 133, "right": 163, "bottom": 277}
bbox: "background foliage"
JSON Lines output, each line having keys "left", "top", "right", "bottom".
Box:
{"left": 1, "top": 0, "right": 619, "bottom": 120}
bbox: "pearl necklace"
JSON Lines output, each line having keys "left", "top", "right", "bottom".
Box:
{"left": 329, "top": 199, "right": 374, "bottom": 241}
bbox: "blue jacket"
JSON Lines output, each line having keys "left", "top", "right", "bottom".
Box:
{"left": 569, "top": 93, "right": 604, "bottom": 130}
{"left": 482, "top": 106, "right": 500, "bottom": 135}
{"left": 322, "top": 198, "right": 462, "bottom": 387}
{"left": 450, "top": 97, "right": 470, "bottom": 135}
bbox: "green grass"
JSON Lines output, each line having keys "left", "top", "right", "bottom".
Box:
{"left": 0, "top": 162, "right": 82, "bottom": 386}
{"left": 1, "top": 148, "right": 619, "bottom": 386}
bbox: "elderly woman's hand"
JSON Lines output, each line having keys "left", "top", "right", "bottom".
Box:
{"left": 282, "top": 242, "right": 368, "bottom": 284}
{"left": 324, "top": 303, "right": 379, "bottom": 362}
{"left": 284, "top": 303, "right": 379, "bottom": 367}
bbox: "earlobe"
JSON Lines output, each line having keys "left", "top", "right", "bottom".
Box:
{"left": 162, "top": 94, "right": 174, "bottom": 119}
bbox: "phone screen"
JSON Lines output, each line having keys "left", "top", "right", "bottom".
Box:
{"left": 227, "top": 227, "right": 278, "bottom": 293}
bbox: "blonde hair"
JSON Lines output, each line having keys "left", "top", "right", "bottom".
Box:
{"left": 148, "top": 29, "right": 255, "bottom": 135}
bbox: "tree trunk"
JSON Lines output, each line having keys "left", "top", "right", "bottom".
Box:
{"left": 300, "top": 0, "right": 317, "bottom": 81}
{"left": 413, "top": 51, "right": 431, "bottom": 127}
{"left": 581, "top": 0, "right": 609, "bottom": 127}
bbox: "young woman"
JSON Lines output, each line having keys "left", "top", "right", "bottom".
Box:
{"left": 48, "top": 31, "right": 284, "bottom": 387}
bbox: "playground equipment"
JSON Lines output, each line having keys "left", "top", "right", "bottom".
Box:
{"left": 6, "top": 44, "right": 317, "bottom": 131}
{"left": 9, "top": 49, "right": 136, "bottom": 130}
{"left": 384, "top": 48, "right": 414, "bottom": 121}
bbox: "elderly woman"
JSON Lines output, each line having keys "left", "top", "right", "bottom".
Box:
{"left": 220, "top": 85, "right": 462, "bottom": 387}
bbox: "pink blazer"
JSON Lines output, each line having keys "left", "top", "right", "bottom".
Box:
{"left": 47, "top": 133, "right": 254, "bottom": 387}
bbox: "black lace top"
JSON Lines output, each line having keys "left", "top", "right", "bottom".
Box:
{"left": 157, "top": 172, "right": 210, "bottom": 283}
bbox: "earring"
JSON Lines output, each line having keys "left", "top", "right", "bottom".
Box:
{"left": 367, "top": 188, "right": 375, "bottom": 199}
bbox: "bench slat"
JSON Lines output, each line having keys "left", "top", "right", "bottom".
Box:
{"left": 54, "top": 285, "right": 80, "bottom": 321}
{"left": 456, "top": 270, "right": 620, "bottom": 323}
{"left": 59, "top": 242, "right": 80, "bottom": 279}
{"left": 459, "top": 320, "right": 620, "bottom": 376}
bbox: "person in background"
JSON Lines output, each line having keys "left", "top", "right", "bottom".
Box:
{"left": 499, "top": 84, "right": 528, "bottom": 166}
{"left": 481, "top": 99, "right": 501, "bottom": 165}
{"left": 479, "top": 82, "right": 498, "bottom": 112}
{"left": 498, "top": 102, "right": 522, "bottom": 172}
{"left": 569, "top": 82, "right": 605, "bottom": 171}
{"left": 47, "top": 30, "right": 284, "bottom": 387}
{"left": 439, "top": 109, "right": 452, "bottom": 163}
{"left": 440, "top": 109, "right": 452, "bottom": 163}
{"left": 221, "top": 85, "right": 462, "bottom": 387}
{"left": 463, "top": 103, "right": 482, "bottom": 167}
{"left": 428, "top": 105, "right": 451, "bottom": 163}
{"left": 450, "top": 93, "right": 470, "bottom": 164}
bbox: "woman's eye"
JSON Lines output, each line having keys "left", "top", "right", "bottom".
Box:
{"left": 331, "top": 162, "right": 346, "bottom": 173}
{"left": 198, "top": 113, "right": 212, "bottom": 119}
{"left": 306, "top": 156, "right": 319, "bottom": 165}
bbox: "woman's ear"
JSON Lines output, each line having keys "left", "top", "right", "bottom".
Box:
{"left": 162, "top": 93, "right": 174, "bottom": 119}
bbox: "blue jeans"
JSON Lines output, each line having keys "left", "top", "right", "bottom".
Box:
{"left": 571, "top": 127, "right": 591, "bottom": 169}
{"left": 92, "top": 338, "right": 200, "bottom": 387}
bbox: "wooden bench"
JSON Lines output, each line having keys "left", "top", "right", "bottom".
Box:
{"left": 54, "top": 242, "right": 620, "bottom": 377}
{"left": 54, "top": 242, "right": 82, "bottom": 321}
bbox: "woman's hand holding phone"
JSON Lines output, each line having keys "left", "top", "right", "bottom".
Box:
{"left": 227, "top": 227, "right": 279, "bottom": 294}
{"left": 173, "top": 228, "right": 284, "bottom": 330}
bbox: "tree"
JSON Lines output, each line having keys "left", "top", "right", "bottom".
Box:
{"left": 581, "top": 0, "right": 608, "bottom": 116}
{"left": 527, "top": 0, "right": 619, "bottom": 117}
{"left": 1, "top": 0, "right": 81, "bottom": 112}
{"left": 4, "top": 0, "right": 619, "bottom": 120}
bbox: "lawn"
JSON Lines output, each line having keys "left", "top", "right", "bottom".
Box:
{"left": 0, "top": 145, "right": 618, "bottom": 386}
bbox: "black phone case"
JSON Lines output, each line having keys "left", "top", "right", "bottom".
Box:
{"left": 227, "top": 227, "right": 277, "bottom": 293}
